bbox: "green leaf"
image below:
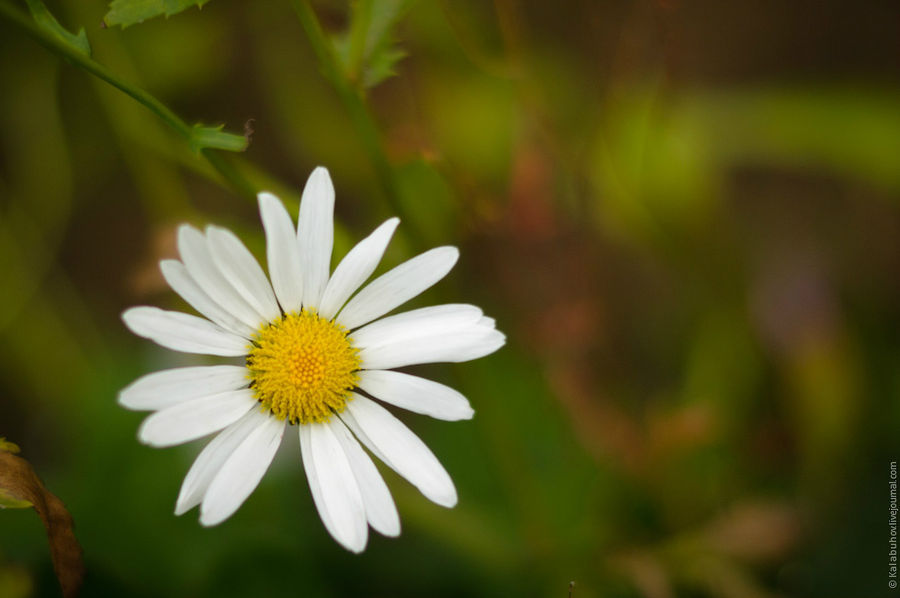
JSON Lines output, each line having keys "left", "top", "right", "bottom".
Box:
{"left": 0, "top": 489, "right": 32, "bottom": 510}
{"left": 363, "top": 46, "right": 406, "bottom": 88}
{"left": 25, "top": 0, "right": 90, "bottom": 56}
{"left": 104, "top": 0, "right": 212, "bottom": 29}
{"left": 0, "top": 437, "right": 20, "bottom": 454}
{"left": 189, "top": 124, "right": 249, "bottom": 153}
{"left": 333, "top": 0, "right": 414, "bottom": 89}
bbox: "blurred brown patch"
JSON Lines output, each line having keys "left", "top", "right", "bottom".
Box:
{"left": 645, "top": 402, "right": 717, "bottom": 462}
{"left": 609, "top": 550, "right": 675, "bottom": 598}
{"left": 128, "top": 224, "right": 179, "bottom": 299}
{"left": 705, "top": 501, "right": 800, "bottom": 563}
{"left": 471, "top": 140, "right": 649, "bottom": 471}
{"left": 610, "top": 500, "right": 799, "bottom": 597}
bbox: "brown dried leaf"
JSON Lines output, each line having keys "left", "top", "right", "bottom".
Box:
{"left": 0, "top": 445, "right": 83, "bottom": 598}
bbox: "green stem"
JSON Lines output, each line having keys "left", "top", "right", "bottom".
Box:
{"left": 0, "top": 0, "right": 257, "bottom": 199}
{"left": 291, "top": 0, "right": 420, "bottom": 245}
{"left": 201, "top": 149, "right": 258, "bottom": 198}
{"left": 345, "top": 0, "right": 373, "bottom": 85}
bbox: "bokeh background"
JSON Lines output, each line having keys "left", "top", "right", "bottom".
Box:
{"left": 1, "top": 0, "right": 899, "bottom": 596}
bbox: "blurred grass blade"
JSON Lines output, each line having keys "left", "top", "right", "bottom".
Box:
{"left": 104, "top": 0, "right": 211, "bottom": 28}
{"left": 25, "top": 0, "right": 90, "bottom": 56}
{"left": 0, "top": 440, "right": 84, "bottom": 598}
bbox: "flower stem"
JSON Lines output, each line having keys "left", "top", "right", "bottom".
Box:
{"left": 291, "top": 0, "right": 420, "bottom": 245}
{"left": 0, "top": 0, "right": 257, "bottom": 199}
{"left": 344, "top": 0, "right": 373, "bottom": 85}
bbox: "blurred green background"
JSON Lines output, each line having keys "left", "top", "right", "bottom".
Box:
{"left": 1, "top": 0, "right": 899, "bottom": 596}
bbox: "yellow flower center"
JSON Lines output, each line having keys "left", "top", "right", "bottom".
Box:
{"left": 247, "top": 310, "right": 360, "bottom": 424}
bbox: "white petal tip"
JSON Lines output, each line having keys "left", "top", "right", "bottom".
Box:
{"left": 136, "top": 422, "right": 153, "bottom": 445}
{"left": 304, "top": 167, "right": 334, "bottom": 198}
{"left": 435, "top": 246, "right": 460, "bottom": 275}
{"left": 137, "top": 422, "right": 178, "bottom": 448}
{"left": 120, "top": 306, "right": 142, "bottom": 329}
{"left": 176, "top": 223, "right": 199, "bottom": 241}
{"left": 199, "top": 514, "right": 224, "bottom": 527}
{"left": 138, "top": 436, "right": 164, "bottom": 449}
{"left": 444, "top": 246, "right": 460, "bottom": 262}
{"left": 258, "top": 192, "right": 284, "bottom": 213}
{"left": 377, "top": 217, "right": 401, "bottom": 238}
{"left": 137, "top": 436, "right": 168, "bottom": 449}
{"left": 481, "top": 331, "right": 507, "bottom": 356}
{"left": 117, "top": 392, "right": 138, "bottom": 410}
{"left": 379, "top": 521, "right": 402, "bottom": 538}
{"left": 158, "top": 258, "right": 179, "bottom": 273}
{"left": 435, "top": 406, "right": 475, "bottom": 422}
{"left": 198, "top": 505, "right": 233, "bottom": 527}
{"left": 435, "top": 493, "right": 458, "bottom": 508}
{"left": 346, "top": 541, "right": 367, "bottom": 554}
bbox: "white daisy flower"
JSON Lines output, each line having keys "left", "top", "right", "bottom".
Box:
{"left": 119, "top": 166, "right": 505, "bottom": 552}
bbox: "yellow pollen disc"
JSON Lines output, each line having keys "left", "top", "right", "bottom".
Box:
{"left": 247, "top": 310, "right": 360, "bottom": 424}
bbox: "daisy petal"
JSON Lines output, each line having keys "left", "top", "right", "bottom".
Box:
{"left": 177, "top": 225, "right": 264, "bottom": 329}
{"left": 330, "top": 416, "right": 400, "bottom": 537}
{"left": 300, "top": 421, "right": 368, "bottom": 553}
{"left": 477, "top": 316, "right": 496, "bottom": 329}
{"left": 298, "top": 166, "right": 335, "bottom": 310}
{"left": 122, "top": 307, "right": 249, "bottom": 356}
{"left": 358, "top": 327, "right": 506, "bottom": 370}
{"left": 138, "top": 389, "right": 257, "bottom": 448}
{"left": 259, "top": 192, "right": 304, "bottom": 312}
{"left": 175, "top": 409, "right": 264, "bottom": 515}
{"left": 119, "top": 365, "right": 249, "bottom": 411}
{"left": 351, "top": 304, "right": 483, "bottom": 350}
{"left": 200, "top": 412, "right": 285, "bottom": 526}
{"left": 160, "top": 260, "right": 255, "bottom": 338}
{"left": 206, "top": 226, "right": 281, "bottom": 323}
{"left": 341, "top": 394, "right": 457, "bottom": 508}
{"left": 336, "top": 246, "right": 459, "bottom": 330}
{"left": 357, "top": 370, "right": 474, "bottom": 421}
{"left": 318, "top": 218, "right": 399, "bottom": 320}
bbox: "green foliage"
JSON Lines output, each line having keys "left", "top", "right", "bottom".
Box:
{"left": 1, "top": 1, "right": 898, "bottom": 597}
{"left": 333, "top": 0, "right": 414, "bottom": 89}
{"left": 189, "top": 123, "right": 249, "bottom": 153}
{"left": 394, "top": 160, "right": 457, "bottom": 242}
{"left": 25, "top": 0, "right": 90, "bottom": 56}
{"left": 0, "top": 0, "right": 253, "bottom": 196}
{"left": 0, "top": 438, "right": 20, "bottom": 454}
{"left": 104, "top": 0, "right": 211, "bottom": 28}
{"left": 0, "top": 491, "right": 32, "bottom": 510}
{"left": 0, "top": 444, "right": 32, "bottom": 509}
